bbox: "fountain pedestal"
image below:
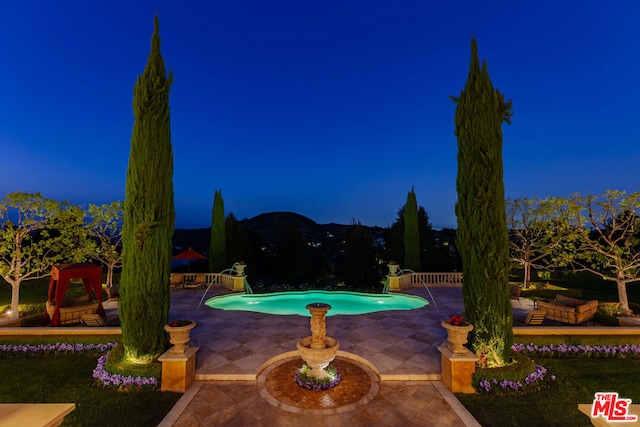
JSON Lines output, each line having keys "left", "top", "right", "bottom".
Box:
{"left": 296, "top": 303, "right": 339, "bottom": 379}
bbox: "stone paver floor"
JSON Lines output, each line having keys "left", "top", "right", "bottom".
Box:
{"left": 158, "top": 286, "right": 531, "bottom": 426}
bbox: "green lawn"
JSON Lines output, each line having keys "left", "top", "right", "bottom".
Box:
{"left": 0, "top": 356, "right": 181, "bottom": 426}
{"left": 458, "top": 358, "right": 640, "bottom": 427}
{"left": 0, "top": 337, "right": 179, "bottom": 426}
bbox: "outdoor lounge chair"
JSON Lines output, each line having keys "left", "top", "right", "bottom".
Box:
{"left": 536, "top": 295, "right": 598, "bottom": 325}
{"left": 510, "top": 285, "right": 522, "bottom": 301}
{"left": 81, "top": 314, "right": 106, "bottom": 327}
{"left": 523, "top": 310, "right": 546, "bottom": 325}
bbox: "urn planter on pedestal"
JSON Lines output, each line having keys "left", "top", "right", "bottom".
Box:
{"left": 165, "top": 320, "right": 196, "bottom": 354}
{"left": 441, "top": 321, "right": 473, "bottom": 354}
{"left": 387, "top": 263, "right": 399, "bottom": 276}
{"left": 234, "top": 262, "right": 246, "bottom": 276}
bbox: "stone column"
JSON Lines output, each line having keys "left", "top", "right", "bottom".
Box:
{"left": 438, "top": 345, "right": 479, "bottom": 394}
{"left": 387, "top": 275, "right": 401, "bottom": 292}
{"left": 158, "top": 347, "right": 199, "bottom": 392}
{"left": 232, "top": 276, "right": 245, "bottom": 292}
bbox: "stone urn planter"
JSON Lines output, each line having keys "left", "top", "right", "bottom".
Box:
{"left": 165, "top": 320, "right": 196, "bottom": 354}
{"left": 234, "top": 262, "right": 246, "bottom": 276}
{"left": 387, "top": 263, "right": 399, "bottom": 276}
{"left": 441, "top": 320, "right": 473, "bottom": 354}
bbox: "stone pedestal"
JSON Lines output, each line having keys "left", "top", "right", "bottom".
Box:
{"left": 387, "top": 275, "right": 401, "bottom": 292}
{"left": 158, "top": 346, "right": 199, "bottom": 392}
{"left": 232, "top": 276, "right": 245, "bottom": 292}
{"left": 438, "top": 345, "right": 479, "bottom": 394}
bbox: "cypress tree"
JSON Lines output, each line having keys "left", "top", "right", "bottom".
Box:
{"left": 453, "top": 38, "right": 513, "bottom": 367}
{"left": 209, "top": 190, "right": 226, "bottom": 272}
{"left": 120, "top": 16, "right": 175, "bottom": 363}
{"left": 404, "top": 187, "right": 421, "bottom": 271}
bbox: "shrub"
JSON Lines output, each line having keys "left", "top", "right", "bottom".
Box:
{"left": 599, "top": 302, "right": 623, "bottom": 316}
{"left": 594, "top": 312, "right": 620, "bottom": 326}
{"left": 521, "top": 289, "right": 582, "bottom": 300}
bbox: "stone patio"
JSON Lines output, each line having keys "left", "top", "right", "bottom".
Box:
{"left": 158, "top": 286, "right": 484, "bottom": 426}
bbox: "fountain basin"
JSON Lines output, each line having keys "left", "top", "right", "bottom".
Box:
{"left": 297, "top": 336, "right": 339, "bottom": 379}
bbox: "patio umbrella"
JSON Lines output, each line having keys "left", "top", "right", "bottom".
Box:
{"left": 172, "top": 247, "right": 207, "bottom": 272}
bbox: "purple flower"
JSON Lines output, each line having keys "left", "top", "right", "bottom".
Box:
{"left": 92, "top": 352, "right": 158, "bottom": 389}
{"left": 478, "top": 363, "right": 553, "bottom": 394}
{"left": 511, "top": 343, "right": 640, "bottom": 359}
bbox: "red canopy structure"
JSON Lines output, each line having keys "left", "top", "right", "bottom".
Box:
{"left": 172, "top": 248, "right": 207, "bottom": 272}
{"left": 172, "top": 248, "right": 207, "bottom": 261}
{"left": 43, "top": 263, "right": 105, "bottom": 326}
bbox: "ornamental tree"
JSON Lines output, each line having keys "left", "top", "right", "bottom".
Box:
{"left": 0, "top": 192, "right": 86, "bottom": 318}
{"left": 557, "top": 191, "right": 640, "bottom": 314}
{"left": 404, "top": 187, "right": 421, "bottom": 271}
{"left": 506, "top": 197, "right": 567, "bottom": 288}
{"left": 86, "top": 201, "right": 123, "bottom": 290}
{"left": 209, "top": 190, "right": 226, "bottom": 272}
{"left": 452, "top": 38, "right": 513, "bottom": 367}
{"left": 121, "top": 16, "right": 175, "bottom": 362}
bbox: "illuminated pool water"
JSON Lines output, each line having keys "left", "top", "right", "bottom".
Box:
{"left": 204, "top": 290, "right": 428, "bottom": 316}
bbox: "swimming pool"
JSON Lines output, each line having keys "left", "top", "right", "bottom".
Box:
{"left": 204, "top": 290, "right": 428, "bottom": 316}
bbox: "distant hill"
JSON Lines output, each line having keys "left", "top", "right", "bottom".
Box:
{"left": 172, "top": 211, "right": 383, "bottom": 252}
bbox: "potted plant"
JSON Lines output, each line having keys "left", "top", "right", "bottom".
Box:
{"left": 441, "top": 315, "right": 473, "bottom": 354}
{"left": 164, "top": 319, "right": 196, "bottom": 353}
{"left": 387, "top": 261, "right": 399, "bottom": 276}
{"left": 234, "top": 261, "right": 246, "bottom": 276}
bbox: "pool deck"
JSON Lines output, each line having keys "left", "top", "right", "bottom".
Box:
{"left": 160, "top": 286, "right": 486, "bottom": 426}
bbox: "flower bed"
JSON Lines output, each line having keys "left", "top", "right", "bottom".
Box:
{"left": 93, "top": 353, "right": 158, "bottom": 390}
{"left": 294, "top": 364, "right": 341, "bottom": 391}
{"left": 473, "top": 351, "right": 556, "bottom": 395}
{"left": 512, "top": 343, "right": 640, "bottom": 359}
{"left": 477, "top": 364, "right": 556, "bottom": 395}
{"left": 0, "top": 342, "right": 159, "bottom": 390}
{"left": 475, "top": 341, "right": 640, "bottom": 394}
{"left": 0, "top": 342, "right": 117, "bottom": 357}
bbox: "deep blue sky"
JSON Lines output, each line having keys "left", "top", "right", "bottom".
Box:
{"left": 1, "top": 1, "right": 638, "bottom": 229}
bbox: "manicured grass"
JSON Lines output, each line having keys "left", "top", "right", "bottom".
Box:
{"left": 0, "top": 355, "right": 181, "bottom": 426}
{"left": 0, "top": 336, "right": 178, "bottom": 426}
{"left": 458, "top": 358, "right": 640, "bottom": 427}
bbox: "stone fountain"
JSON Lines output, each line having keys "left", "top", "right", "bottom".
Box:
{"left": 296, "top": 302, "right": 339, "bottom": 379}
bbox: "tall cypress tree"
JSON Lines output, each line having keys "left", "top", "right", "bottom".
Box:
{"left": 404, "top": 187, "right": 421, "bottom": 271}
{"left": 209, "top": 190, "right": 226, "bottom": 272}
{"left": 453, "top": 38, "right": 513, "bottom": 367}
{"left": 121, "top": 16, "right": 174, "bottom": 363}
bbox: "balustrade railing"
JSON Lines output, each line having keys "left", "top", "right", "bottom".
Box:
{"left": 170, "top": 272, "right": 239, "bottom": 291}
{"left": 398, "top": 272, "right": 463, "bottom": 288}
{"left": 171, "top": 271, "right": 463, "bottom": 292}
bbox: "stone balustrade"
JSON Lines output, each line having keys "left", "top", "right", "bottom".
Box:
{"left": 387, "top": 272, "right": 463, "bottom": 292}
{"left": 170, "top": 272, "right": 245, "bottom": 292}
{"left": 399, "top": 272, "right": 463, "bottom": 288}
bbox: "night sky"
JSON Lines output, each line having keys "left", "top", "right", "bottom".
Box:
{"left": 1, "top": 1, "right": 638, "bottom": 229}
